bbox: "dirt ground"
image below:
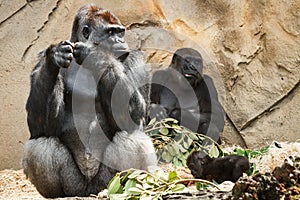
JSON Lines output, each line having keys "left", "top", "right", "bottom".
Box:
{"left": 0, "top": 142, "right": 299, "bottom": 200}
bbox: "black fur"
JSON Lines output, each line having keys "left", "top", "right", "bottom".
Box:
{"left": 150, "top": 48, "right": 225, "bottom": 143}
{"left": 23, "top": 4, "right": 157, "bottom": 198}
{"left": 187, "top": 152, "right": 250, "bottom": 183}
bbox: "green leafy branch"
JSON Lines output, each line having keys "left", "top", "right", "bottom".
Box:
{"left": 107, "top": 168, "right": 220, "bottom": 200}
{"left": 228, "top": 145, "right": 270, "bottom": 175}
{"left": 146, "top": 117, "right": 270, "bottom": 175}
{"left": 106, "top": 118, "right": 272, "bottom": 199}
{"left": 145, "top": 118, "right": 224, "bottom": 167}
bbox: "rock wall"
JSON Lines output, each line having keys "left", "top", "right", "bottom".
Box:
{"left": 0, "top": 0, "right": 299, "bottom": 169}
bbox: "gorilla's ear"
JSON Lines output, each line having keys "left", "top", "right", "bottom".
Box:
{"left": 171, "top": 53, "right": 178, "bottom": 64}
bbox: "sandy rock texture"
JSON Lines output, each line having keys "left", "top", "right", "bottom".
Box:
{"left": 0, "top": 0, "right": 299, "bottom": 169}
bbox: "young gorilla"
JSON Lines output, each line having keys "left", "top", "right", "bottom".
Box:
{"left": 150, "top": 48, "right": 225, "bottom": 143}
{"left": 23, "top": 4, "right": 157, "bottom": 198}
{"left": 187, "top": 151, "right": 250, "bottom": 183}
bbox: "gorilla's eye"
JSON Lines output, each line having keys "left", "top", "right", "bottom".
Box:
{"left": 108, "top": 29, "right": 113, "bottom": 36}
{"left": 82, "top": 26, "right": 90, "bottom": 39}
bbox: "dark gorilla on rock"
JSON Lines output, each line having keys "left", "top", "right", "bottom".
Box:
{"left": 23, "top": 4, "right": 157, "bottom": 198}
{"left": 150, "top": 48, "right": 225, "bottom": 143}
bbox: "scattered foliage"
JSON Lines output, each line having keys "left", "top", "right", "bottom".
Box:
{"left": 107, "top": 118, "right": 272, "bottom": 199}
{"left": 230, "top": 145, "right": 270, "bottom": 175}
{"left": 145, "top": 118, "right": 224, "bottom": 167}
{"left": 146, "top": 117, "right": 270, "bottom": 176}
{"left": 107, "top": 168, "right": 220, "bottom": 200}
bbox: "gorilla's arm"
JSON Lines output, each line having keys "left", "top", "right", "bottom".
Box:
{"left": 197, "top": 75, "right": 225, "bottom": 132}
{"left": 200, "top": 75, "right": 225, "bottom": 131}
{"left": 26, "top": 41, "right": 73, "bottom": 138}
{"left": 166, "top": 75, "right": 224, "bottom": 134}
{"left": 77, "top": 45, "right": 147, "bottom": 132}
{"left": 150, "top": 70, "right": 167, "bottom": 104}
{"left": 123, "top": 50, "right": 150, "bottom": 102}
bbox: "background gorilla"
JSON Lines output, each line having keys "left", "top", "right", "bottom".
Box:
{"left": 23, "top": 4, "right": 157, "bottom": 198}
{"left": 150, "top": 48, "right": 225, "bottom": 143}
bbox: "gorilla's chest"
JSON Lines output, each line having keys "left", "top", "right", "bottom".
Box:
{"left": 160, "top": 86, "right": 199, "bottom": 110}
{"left": 64, "top": 61, "right": 98, "bottom": 113}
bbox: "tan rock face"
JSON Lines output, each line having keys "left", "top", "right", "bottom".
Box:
{"left": 0, "top": 0, "right": 299, "bottom": 169}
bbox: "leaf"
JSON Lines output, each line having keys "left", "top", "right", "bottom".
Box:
{"left": 248, "top": 162, "right": 258, "bottom": 175}
{"left": 159, "top": 128, "right": 169, "bottom": 135}
{"left": 180, "top": 157, "right": 187, "bottom": 167}
{"left": 189, "top": 132, "right": 199, "bottom": 141}
{"left": 148, "top": 118, "right": 156, "bottom": 126}
{"left": 160, "top": 173, "right": 170, "bottom": 182}
{"left": 249, "top": 150, "right": 261, "bottom": 158}
{"left": 260, "top": 145, "right": 271, "bottom": 153}
{"left": 164, "top": 118, "right": 178, "bottom": 123}
{"left": 244, "top": 149, "right": 251, "bottom": 159}
{"left": 186, "top": 136, "right": 193, "bottom": 147}
{"left": 183, "top": 141, "right": 189, "bottom": 149}
{"left": 209, "top": 145, "right": 219, "bottom": 158}
{"left": 121, "top": 171, "right": 132, "bottom": 185}
{"left": 137, "top": 173, "right": 148, "bottom": 181}
{"left": 161, "top": 136, "right": 170, "bottom": 141}
{"left": 124, "top": 179, "right": 137, "bottom": 193}
{"left": 196, "top": 182, "right": 208, "bottom": 190}
{"left": 172, "top": 124, "right": 181, "bottom": 130}
{"left": 108, "top": 174, "right": 122, "bottom": 195}
{"left": 128, "top": 187, "right": 143, "bottom": 195}
{"left": 164, "top": 124, "right": 173, "bottom": 128}
{"left": 234, "top": 148, "right": 245, "bottom": 156}
{"left": 168, "top": 171, "right": 177, "bottom": 182}
{"left": 168, "top": 144, "right": 179, "bottom": 156}
{"left": 178, "top": 144, "right": 188, "bottom": 153}
{"left": 109, "top": 193, "right": 128, "bottom": 200}
{"left": 150, "top": 129, "right": 160, "bottom": 136}
{"left": 128, "top": 170, "right": 145, "bottom": 179}
{"left": 171, "top": 183, "right": 186, "bottom": 192}
{"left": 142, "top": 182, "right": 152, "bottom": 190}
{"left": 162, "top": 150, "right": 173, "bottom": 162}
{"left": 146, "top": 176, "right": 155, "bottom": 185}
{"left": 173, "top": 157, "right": 183, "bottom": 167}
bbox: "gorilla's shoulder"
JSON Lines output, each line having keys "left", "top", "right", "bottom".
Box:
{"left": 151, "top": 69, "right": 170, "bottom": 82}
{"left": 123, "top": 50, "right": 146, "bottom": 69}
{"left": 127, "top": 50, "right": 145, "bottom": 61}
{"left": 203, "top": 75, "right": 217, "bottom": 86}
{"left": 202, "top": 74, "right": 218, "bottom": 96}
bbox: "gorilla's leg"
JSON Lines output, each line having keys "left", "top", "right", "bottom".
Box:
{"left": 22, "top": 137, "right": 87, "bottom": 198}
{"left": 103, "top": 130, "right": 158, "bottom": 171}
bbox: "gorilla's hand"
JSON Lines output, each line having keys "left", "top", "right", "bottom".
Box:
{"left": 46, "top": 40, "right": 74, "bottom": 68}
{"left": 169, "top": 108, "right": 180, "bottom": 120}
{"left": 149, "top": 104, "right": 168, "bottom": 121}
{"left": 73, "top": 42, "right": 93, "bottom": 65}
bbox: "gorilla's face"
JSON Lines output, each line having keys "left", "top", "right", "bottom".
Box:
{"left": 83, "top": 23, "right": 128, "bottom": 52}
{"left": 72, "top": 5, "right": 129, "bottom": 59}
{"left": 171, "top": 55, "right": 203, "bottom": 87}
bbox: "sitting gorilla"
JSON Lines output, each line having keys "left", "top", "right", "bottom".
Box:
{"left": 23, "top": 4, "right": 157, "bottom": 198}
{"left": 150, "top": 48, "right": 225, "bottom": 142}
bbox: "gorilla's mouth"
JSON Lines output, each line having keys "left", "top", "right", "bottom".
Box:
{"left": 184, "top": 73, "right": 197, "bottom": 78}
{"left": 113, "top": 43, "right": 129, "bottom": 51}
{"left": 114, "top": 49, "right": 130, "bottom": 61}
